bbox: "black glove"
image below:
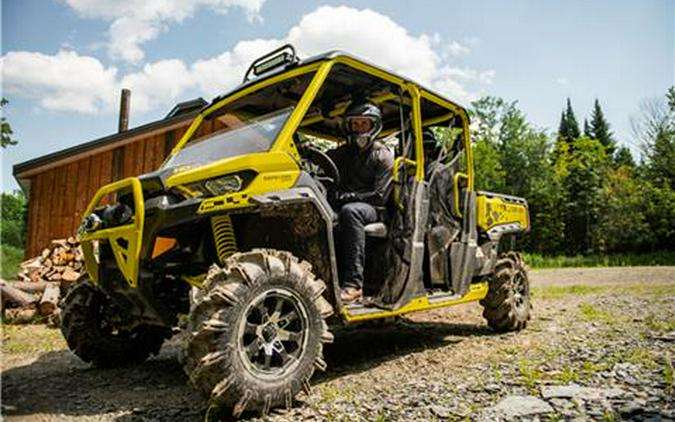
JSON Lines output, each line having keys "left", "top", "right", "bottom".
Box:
{"left": 337, "top": 191, "right": 359, "bottom": 205}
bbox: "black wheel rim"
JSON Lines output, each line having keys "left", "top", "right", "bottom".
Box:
{"left": 237, "top": 288, "right": 309, "bottom": 378}
{"left": 511, "top": 270, "right": 529, "bottom": 310}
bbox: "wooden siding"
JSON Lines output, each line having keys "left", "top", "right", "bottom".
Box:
{"left": 25, "top": 123, "right": 196, "bottom": 257}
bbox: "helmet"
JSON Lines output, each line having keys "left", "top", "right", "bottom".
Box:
{"left": 343, "top": 101, "right": 382, "bottom": 150}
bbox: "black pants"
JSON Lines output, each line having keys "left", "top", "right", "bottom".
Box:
{"left": 338, "top": 202, "right": 378, "bottom": 290}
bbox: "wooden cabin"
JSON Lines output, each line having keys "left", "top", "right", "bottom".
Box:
{"left": 13, "top": 97, "right": 209, "bottom": 258}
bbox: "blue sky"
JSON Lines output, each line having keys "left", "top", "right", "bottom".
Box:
{"left": 2, "top": 0, "right": 673, "bottom": 191}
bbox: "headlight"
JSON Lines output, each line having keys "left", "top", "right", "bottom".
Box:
{"left": 80, "top": 213, "right": 103, "bottom": 234}
{"left": 204, "top": 175, "right": 243, "bottom": 196}
{"left": 181, "top": 173, "right": 250, "bottom": 198}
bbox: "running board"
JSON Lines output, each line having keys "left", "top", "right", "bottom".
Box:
{"left": 340, "top": 282, "right": 489, "bottom": 323}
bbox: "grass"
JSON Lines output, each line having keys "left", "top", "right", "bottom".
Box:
{"left": 578, "top": 303, "right": 619, "bottom": 325}
{"left": 2, "top": 324, "right": 66, "bottom": 354}
{"left": 532, "top": 283, "right": 675, "bottom": 300}
{"left": 645, "top": 315, "right": 675, "bottom": 333}
{"left": 524, "top": 251, "right": 675, "bottom": 269}
{"left": 517, "top": 359, "right": 543, "bottom": 390}
{"left": 555, "top": 365, "right": 580, "bottom": 383}
{"left": 664, "top": 359, "right": 674, "bottom": 394}
{"left": 1, "top": 244, "right": 24, "bottom": 280}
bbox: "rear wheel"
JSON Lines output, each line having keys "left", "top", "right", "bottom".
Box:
{"left": 183, "top": 249, "right": 334, "bottom": 418}
{"left": 480, "top": 252, "right": 531, "bottom": 332}
{"left": 60, "top": 280, "right": 170, "bottom": 367}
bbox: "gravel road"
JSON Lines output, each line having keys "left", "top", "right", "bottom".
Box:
{"left": 2, "top": 266, "right": 674, "bottom": 421}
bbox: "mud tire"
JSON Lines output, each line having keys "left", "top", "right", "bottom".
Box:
{"left": 183, "top": 249, "right": 334, "bottom": 418}
{"left": 60, "top": 280, "right": 170, "bottom": 367}
{"left": 480, "top": 251, "right": 532, "bottom": 332}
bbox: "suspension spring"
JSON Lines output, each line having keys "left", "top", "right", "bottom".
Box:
{"left": 211, "top": 214, "right": 238, "bottom": 265}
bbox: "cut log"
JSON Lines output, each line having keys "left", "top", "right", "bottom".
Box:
{"left": 39, "top": 283, "right": 61, "bottom": 316}
{"left": 29, "top": 270, "right": 41, "bottom": 283}
{"left": 0, "top": 282, "right": 38, "bottom": 307}
{"left": 5, "top": 307, "right": 38, "bottom": 324}
{"left": 47, "top": 308, "right": 61, "bottom": 328}
{"left": 61, "top": 267, "right": 80, "bottom": 283}
{"left": 7, "top": 281, "right": 49, "bottom": 293}
{"left": 20, "top": 257, "right": 42, "bottom": 270}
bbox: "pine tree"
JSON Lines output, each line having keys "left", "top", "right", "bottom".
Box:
{"left": 614, "top": 146, "right": 635, "bottom": 168}
{"left": 557, "top": 98, "right": 580, "bottom": 143}
{"left": 564, "top": 98, "right": 581, "bottom": 139}
{"left": 583, "top": 118, "right": 591, "bottom": 138}
{"left": 589, "top": 99, "right": 615, "bottom": 155}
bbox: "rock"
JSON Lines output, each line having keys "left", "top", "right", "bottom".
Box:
{"left": 484, "top": 383, "right": 501, "bottom": 393}
{"left": 618, "top": 401, "right": 644, "bottom": 417}
{"left": 430, "top": 405, "right": 452, "bottom": 419}
{"left": 490, "top": 395, "right": 554, "bottom": 418}
{"left": 654, "top": 331, "right": 675, "bottom": 342}
{"left": 541, "top": 384, "right": 627, "bottom": 400}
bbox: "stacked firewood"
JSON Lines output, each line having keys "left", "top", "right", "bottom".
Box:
{"left": 18, "top": 237, "right": 83, "bottom": 285}
{"left": 1, "top": 237, "right": 84, "bottom": 326}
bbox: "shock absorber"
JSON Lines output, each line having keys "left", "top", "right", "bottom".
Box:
{"left": 211, "top": 214, "right": 238, "bottom": 265}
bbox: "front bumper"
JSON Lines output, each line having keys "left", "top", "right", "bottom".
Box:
{"left": 79, "top": 177, "right": 145, "bottom": 288}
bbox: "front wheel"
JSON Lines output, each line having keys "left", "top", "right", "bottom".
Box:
{"left": 60, "top": 280, "right": 171, "bottom": 367}
{"left": 183, "top": 249, "right": 334, "bottom": 418}
{"left": 480, "top": 252, "right": 532, "bottom": 332}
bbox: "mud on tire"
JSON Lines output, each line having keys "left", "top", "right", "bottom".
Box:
{"left": 60, "top": 280, "right": 170, "bottom": 367}
{"left": 183, "top": 249, "right": 334, "bottom": 418}
{"left": 480, "top": 252, "right": 532, "bottom": 332}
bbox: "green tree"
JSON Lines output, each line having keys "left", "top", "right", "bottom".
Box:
{"left": 470, "top": 96, "right": 559, "bottom": 253}
{"left": 583, "top": 118, "right": 591, "bottom": 138}
{"left": 596, "top": 166, "right": 651, "bottom": 252}
{"left": 559, "top": 137, "right": 611, "bottom": 254}
{"left": 633, "top": 87, "right": 675, "bottom": 189}
{"left": 613, "top": 146, "right": 635, "bottom": 168}
{"left": 1, "top": 98, "right": 18, "bottom": 148}
{"left": 588, "top": 99, "right": 616, "bottom": 155}
{"left": 1, "top": 190, "right": 27, "bottom": 249}
{"left": 557, "top": 98, "right": 581, "bottom": 144}
{"left": 473, "top": 139, "right": 506, "bottom": 192}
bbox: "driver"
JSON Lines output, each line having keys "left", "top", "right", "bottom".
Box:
{"left": 327, "top": 101, "right": 394, "bottom": 303}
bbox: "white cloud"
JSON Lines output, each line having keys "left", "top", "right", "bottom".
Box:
{"left": 190, "top": 6, "right": 494, "bottom": 103}
{"left": 2, "top": 6, "right": 495, "bottom": 114}
{"left": 446, "top": 40, "right": 470, "bottom": 56}
{"left": 557, "top": 77, "right": 570, "bottom": 86}
{"left": 65, "top": 0, "right": 266, "bottom": 63}
{"left": 442, "top": 67, "right": 496, "bottom": 85}
{"left": 1, "top": 50, "right": 118, "bottom": 114}
{"left": 121, "top": 60, "right": 194, "bottom": 112}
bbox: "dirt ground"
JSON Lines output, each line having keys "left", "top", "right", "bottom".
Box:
{"left": 2, "top": 266, "right": 674, "bottom": 421}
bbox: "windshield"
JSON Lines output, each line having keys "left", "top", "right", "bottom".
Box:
{"left": 162, "top": 108, "right": 292, "bottom": 169}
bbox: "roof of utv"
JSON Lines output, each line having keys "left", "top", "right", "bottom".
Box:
{"left": 204, "top": 50, "right": 469, "bottom": 119}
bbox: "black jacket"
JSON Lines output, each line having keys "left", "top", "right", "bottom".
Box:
{"left": 327, "top": 141, "right": 395, "bottom": 206}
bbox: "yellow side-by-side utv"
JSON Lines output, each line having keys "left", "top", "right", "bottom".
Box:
{"left": 60, "top": 45, "right": 531, "bottom": 417}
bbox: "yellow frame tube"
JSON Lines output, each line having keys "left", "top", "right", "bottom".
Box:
{"left": 342, "top": 281, "right": 489, "bottom": 322}
{"left": 407, "top": 84, "right": 425, "bottom": 181}
{"left": 168, "top": 63, "right": 323, "bottom": 158}
{"left": 79, "top": 177, "right": 145, "bottom": 287}
{"left": 271, "top": 62, "right": 334, "bottom": 156}
{"left": 420, "top": 90, "right": 474, "bottom": 191}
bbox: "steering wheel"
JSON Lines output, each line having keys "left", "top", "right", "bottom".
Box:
{"left": 298, "top": 145, "right": 341, "bottom": 190}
